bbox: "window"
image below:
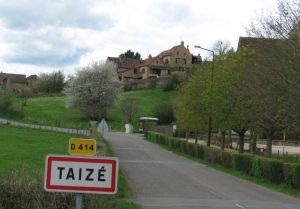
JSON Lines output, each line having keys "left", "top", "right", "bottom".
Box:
{"left": 134, "top": 69, "right": 137, "bottom": 74}
{"left": 182, "top": 59, "right": 186, "bottom": 64}
{"left": 164, "top": 59, "right": 169, "bottom": 64}
{"left": 175, "top": 58, "right": 180, "bottom": 63}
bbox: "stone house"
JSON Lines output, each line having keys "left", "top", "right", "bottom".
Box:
{"left": 108, "top": 41, "right": 198, "bottom": 81}
{"left": 0, "top": 72, "right": 38, "bottom": 89}
{"left": 107, "top": 57, "right": 142, "bottom": 81}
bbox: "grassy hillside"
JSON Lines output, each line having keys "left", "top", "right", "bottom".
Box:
{"left": 1, "top": 88, "right": 177, "bottom": 130}
{"left": 0, "top": 127, "right": 76, "bottom": 177}
{"left": 107, "top": 88, "right": 177, "bottom": 131}
{"left": 5, "top": 96, "right": 89, "bottom": 128}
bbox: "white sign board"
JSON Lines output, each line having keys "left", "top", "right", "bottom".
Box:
{"left": 44, "top": 155, "right": 118, "bottom": 194}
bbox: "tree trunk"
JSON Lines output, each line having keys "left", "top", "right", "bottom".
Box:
{"left": 252, "top": 132, "right": 257, "bottom": 153}
{"left": 239, "top": 133, "right": 245, "bottom": 153}
{"left": 220, "top": 130, "right": 226, "bottom": 151}
{"left": 185, "top": 130, "right": 189, "bottom": 142}
{"left": 228, "top": 130, "right": 232, "bottom": 148}
{"left": 207, "top": 116, "right": 212, "bottom": 147}
{"left": 266, "top": 136, "right": 272, "bottom": 157}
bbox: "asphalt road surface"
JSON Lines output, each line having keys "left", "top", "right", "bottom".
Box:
{"left": 104, "top": 132, "right": 300, "bottom": 209}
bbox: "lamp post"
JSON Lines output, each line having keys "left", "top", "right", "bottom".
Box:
{"left": 194, "top": 45, "right": 214, "bottom": 147}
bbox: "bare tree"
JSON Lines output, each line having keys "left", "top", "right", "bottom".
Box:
{"left": 120, "top": 96, "right": 141, "bottom": 124}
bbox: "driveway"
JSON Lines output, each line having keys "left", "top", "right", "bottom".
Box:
{"left": 104, "top": 132, "right": 300, "bottom": 209}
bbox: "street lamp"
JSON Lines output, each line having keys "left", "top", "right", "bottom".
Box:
{"left": 194, "top": 45, "right": 215, "bottom": 147}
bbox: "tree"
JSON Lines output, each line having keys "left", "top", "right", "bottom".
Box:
{"left": 65, "top": 61, "right": 121, "bottom": 120}
{"left": 153, "top": 102, "right": 175, "bottom": 125}
{"left": 37, "top": 71, "right": 65, "bottom": 93}
{"left": 120, "top": 96, "right": 141, "bottom": 124}
{"left": 0, "top": 90, "right": 13, "bottom": 114}
{"left": 119, "top": 50, "right": 142, "bottom": 60}
{"left": 173, "top": 64, "right": 211, "bottom": 143}
{"left": 212, "top": 40, "right": 234, "bottom": 59}
{"left": 247, "top": 0, "right": 300, "bottom": 156}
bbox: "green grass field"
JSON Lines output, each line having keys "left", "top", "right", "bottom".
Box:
{"left": 0, "top": 126, "right": 76, "bottom": 177}
{"left": 5, "top": 96, "right": 89, "bottom": 128}
{"left": 0, "top": 127, "right": 139, "bottom": 208}
{"left": 107, "top": 88, "right": 177, "bottom": 130}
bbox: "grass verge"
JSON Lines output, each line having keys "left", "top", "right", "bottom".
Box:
{"left": 0, "top": 126, "right": 139, "bottom": 209}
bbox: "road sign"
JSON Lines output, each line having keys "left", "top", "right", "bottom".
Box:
{"left": 44, "top": 155, "right": 118, "bottom": 194}
{"left": 69, "top": 138, "right": 96, "bottom": 156}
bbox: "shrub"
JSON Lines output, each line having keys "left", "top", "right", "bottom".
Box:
{"left": 162, "top": 74, "right": 184, "bottom": 91}
{"left": 37, "top": 71, "right": 65, "bottom": 93}
{"left": 0, "top": 173, "right": 74, "bottom": 209}
{"left": 187, "top": 143, "right": 197, "bottom": 157}
{"left": 196, "top": 145, "right": 205, "bottom": 160}
{"left": 203, "top": 147, "right": 222, "bottom": 164}
{"left": 251, "top": 157, "right": 262, "bottom": 178}
{"left": 0, "top": 90, "right": 13, "bottom": 114}
{"left": 179, "top": 141, "right": 188, "bottom": 154}
{"left": 290, "top": 164, "right": 300, "bottom": 189}
{"left": 232, "top": 154, "right": 253, "bottom": 174}
{"left": 152, "top": 102, "right": 175, "bottom": 125}
{"left": 221, "top": 151, "right": 233, "bottom": 169}
{"left": 283, "top": 163, "right": 293, "bottom": 187}
{"left": 261, "top": 160, "right": 284, "bottom": 184}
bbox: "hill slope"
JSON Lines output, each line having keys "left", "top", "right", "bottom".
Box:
{"left": 107, "top": 88, "right": 177, "bottom": 131}
{"left": 1, "top": 88, "right": 177, "bottom": 130}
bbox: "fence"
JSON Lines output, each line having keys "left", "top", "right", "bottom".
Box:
{"left": 0, "top": 118, "right": 90, "bottom": 136}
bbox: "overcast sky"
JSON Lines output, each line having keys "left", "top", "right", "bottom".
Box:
{"left": 0, "top": 0, "right": 277, "bottom": 76}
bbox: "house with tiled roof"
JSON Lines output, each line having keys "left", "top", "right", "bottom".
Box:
{"left": 0, "top": 72, "right": 38, "bottom": 89}
{"left": 108, "top": 41, "right": 198, "bottom": 81}
{"left": 107, "top": 57, "right": 142, "bottom": 81}
{"left": 137, "top": 41, "right": 193, "bottom": 79}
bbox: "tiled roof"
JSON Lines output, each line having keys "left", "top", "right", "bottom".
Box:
{"left": 238, "top": 37, "right": 286, "bottom": 50}
{"left": 157, "top": 44, "right": 181, "bottom": 57}
{"left": 107, "top": 57, "right": 142, "bottom": 71}
{"left": 135, "top": 58, "right": 154, "bottom": 67}
{"left": 0, "top": 73, "right": 26, "bottom": 85}
{"left": 26, "top": 75, "right": 38, "bottom": 80}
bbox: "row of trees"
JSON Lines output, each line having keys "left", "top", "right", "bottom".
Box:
{"left": 174, "top": 0, "right": 300, "bottom": 157}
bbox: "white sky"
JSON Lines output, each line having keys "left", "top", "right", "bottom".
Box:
{"left": 0, "top": 0, "right": 277, "bottom": 76}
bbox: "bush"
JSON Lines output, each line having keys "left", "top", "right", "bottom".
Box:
{"left": 232, "top": 154, "right": 253, "bottom": 175}
{"left": 152, "top": 102, "right": 175, "bottom": 125}
{"left": 0, "top": 173, "right": 74, "bottom": 209}
{"left": 37, "top": 71, "right": 65, "bottom": 93}
{"left": 261, "top": 160, "right": 284, "bottom": 184}
{"left": 0, "top": 90, "right": 13, "bottom": 114}
{"left": 196, "top": 145, "right": 205, "bottom": 160}
{"left": 187, "top": 143, "right": 197, "bottom": 157}
{"left": 162, "top": 74, "right": 184, "bottom": 91}
{"left": 202, "top": 146, "right": 221, "bottom": 164}
{"left": 289, "top": 164, "right": 300, "bottom": 189}
{"left": 251, "top": 157, "right": 262, "bottom": 178}
{"left": 145, "top": 131, "right": 300, "bottom": 189}
{"left": 221, "top": 151, "right": 233, "bottom": 169}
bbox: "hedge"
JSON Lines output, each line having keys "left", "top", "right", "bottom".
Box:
{"left": 145, "top": 131, "right": 300, "bottom": 189}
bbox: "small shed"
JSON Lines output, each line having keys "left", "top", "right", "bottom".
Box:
{"left": 138, "top": 117, "right": 159, "bottom": 132}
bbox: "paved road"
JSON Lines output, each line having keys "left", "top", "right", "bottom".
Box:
{"left": 104, "top": 132, "right": 300, "bottom": 209}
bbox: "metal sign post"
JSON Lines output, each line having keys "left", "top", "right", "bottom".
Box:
{"left": 76, "top": 194, "right": 82, "bottom": 209}
{"left": 44, "top": 138, "right": 119, "bottom": 209}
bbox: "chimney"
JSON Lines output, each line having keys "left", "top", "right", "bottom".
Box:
{"left": 187, "top": 45, "right": 189, "bottom": 49}
{"left": 181, "top": 41, "right": 184, "bottom": 46}
{"left": 148, "top": 54, "right": 152, "bottom": 59}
